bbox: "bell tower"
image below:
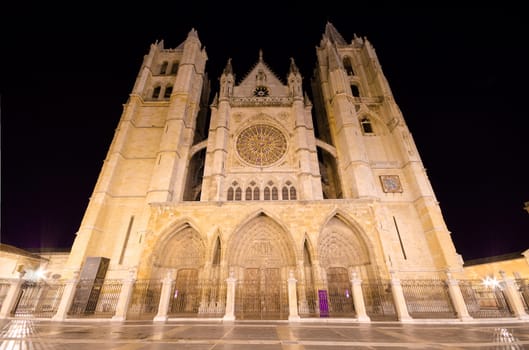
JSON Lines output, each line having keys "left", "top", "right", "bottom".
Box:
{"left": 65, "top": 29, "right": 210, "bottom": 272}
{"left": 311, "top": 22, "right": 462, "bottom": 271}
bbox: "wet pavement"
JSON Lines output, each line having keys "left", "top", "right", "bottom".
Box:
{"left": 1, "top": 319, "right": 529, "bottom": 349}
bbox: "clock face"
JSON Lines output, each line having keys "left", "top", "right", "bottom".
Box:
{"left": 380, "top": 175, "right": 402, "bottom": 193}
{"left": 236, "top": 124, "right": 287, "bottom": 167}
{"left": 253, "top": 86, "right": 269, "bottom": 97}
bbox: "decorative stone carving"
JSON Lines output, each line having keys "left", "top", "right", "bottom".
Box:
{"left": 236, "top": 124, "right": 287, "bottom": 167}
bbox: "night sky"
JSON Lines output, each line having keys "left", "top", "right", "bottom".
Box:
{"left": 1, "top": 6, "right": 528, "bottom": 261}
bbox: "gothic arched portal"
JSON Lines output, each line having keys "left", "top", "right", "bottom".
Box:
{"left": 151, "top": 225, "right": 208, "bottom": 316}
{"left": 317, "top": 215, "right": 375, "bottom": 317}
{"left": 227, "top": 213, "right": 296, "bottom": 319}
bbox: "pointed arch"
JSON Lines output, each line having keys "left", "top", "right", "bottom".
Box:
{"left": 318, "top": 210, "right": 377, "bottom": 278}
{"left": 212, "top": 236, "right": 221, "bottom": 266}
{"left": 183, "top": 148, "right": 205, "bottom": 201}
{"left": 152, "top": 221, "right": 206, "bottom": 271}
{"left": 343, "top": 56, "right": 355, "bottom": 76}
{"left": 356, "top": 106, "right": 389, "bottom": 136}
{"left": 302, "top": 233, "right": 317, "bottom": 265}
{"left": 152, "top": 217, "right": 205, "bottom": 254}
{"left": 316, "top": 146, "right": 342, "bottom": 199}
{"left": 227, "top": 211, "right": 297, "bottom": 268}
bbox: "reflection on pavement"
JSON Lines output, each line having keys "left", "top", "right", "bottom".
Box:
{"left": 494, "top": 327, "right": 522, "bottom": 350}
{"left": 0, "top": 320, "right": 35, "bottom": 350}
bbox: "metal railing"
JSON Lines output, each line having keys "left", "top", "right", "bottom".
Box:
{"left": 362, "top": 279, "right": 397, "bottom": 321}
{"left": 235, "top": 279, "right": 288, "bottom": 320}
{"left": 327, "top": 284, "right": 355, "bottom": 318}
{"left": 197, "top": 281, "right": 226, "bottom": 317}
{"left": 459, "top": 279, "right": 514, "bottom": 318}
{"left": 12, "top": 281, "right": 66, "bottom": 318}
{"left": 515, "top": 278, "right": 529, "bottom": 312}
{"left": 68, "top": 279, "right": 123, "bottom": 318}
{"left": 0, "top": 279, "right": 11, "bottom": 310}
{"left": 4, "top": 276, "right": 527, "bottom": 321}
{"left": 298, "top": 283, "right": 319, "bottom": 317}
{"left": 401, "top": 279, "right": 456, "bottom": 319}
{"left": 127, "top": 279, "right": 162, "bottom": 320}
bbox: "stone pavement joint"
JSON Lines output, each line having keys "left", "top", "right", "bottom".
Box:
{"left": 1, "top": 319, "right": 529, "bottom": 349}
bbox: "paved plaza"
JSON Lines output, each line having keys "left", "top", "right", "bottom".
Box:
{"left": 1, "top": 319, "right": 529, "bottom": 349}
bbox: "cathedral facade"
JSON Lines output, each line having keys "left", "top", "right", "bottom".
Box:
{"left": 60, "top": 23, "right": 468, "bottom": 320}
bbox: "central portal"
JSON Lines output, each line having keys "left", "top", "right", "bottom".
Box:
{"left": 235, "top": 267, "right": 287, "bottom": 319}
{"left": 229, "top": 214, "right": 295, "bottom": 319}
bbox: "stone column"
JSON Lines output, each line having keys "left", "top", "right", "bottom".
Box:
{"left": 288, "top": 270, "right": 300, "bottom": 321}
{"left": 112, "top": 268, "right": 137, "bottom": 321}
{"left": 297, "top": 260, "right": 309, "bottom": 314}
{"left": 52, "top": 270, "right": 80, "bottom": 321}
{"left": 0, "top": 272, "right": 26, "bottom": 319}
{"left": 445, "top": 272, "right": 472, "bottom": 321}
{"left": 499, "top": 270, "right": 529, "bottom": 320}
{"left": 350, "top": 272, "right": 370, "bottom": 322}
{"left": 223, "top": 270, "right": 237, "bottom": 321}
{"left": 389, "top": 271, "right": 412, "bottom": 322}
{"left": 154, "top": 271, "right": 174, "bottom": 322}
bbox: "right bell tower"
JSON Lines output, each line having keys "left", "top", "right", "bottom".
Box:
{"left": 311, "top": 22, "right": 463, "bottom": 273}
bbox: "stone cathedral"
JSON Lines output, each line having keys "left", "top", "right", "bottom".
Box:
{"left": 62, "top": 23, "right": 466, "bottom": 319}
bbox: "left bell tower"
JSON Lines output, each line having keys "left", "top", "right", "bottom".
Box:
{"left": 65, "top": 29, "right": 210, "bottom": 274}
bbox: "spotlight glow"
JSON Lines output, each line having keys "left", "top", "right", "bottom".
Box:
{"left": 482, "top": 276, "right": 500, "bottom": 288}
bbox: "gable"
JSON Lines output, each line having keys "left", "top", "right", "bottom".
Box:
{"left": 234, "top": 60, "right": 289, "bottom": 97}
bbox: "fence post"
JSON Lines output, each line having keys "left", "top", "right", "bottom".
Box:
{"left": 112, "top": 268, "right": 136, "bottom": 321}
{"left": 499, "top": 270, "right": 529, "bottom": 320}
{"left": 389, "top": 271, "right": 413, "bottom": 322}
{"left": 52, "top": 270, "right": 80, "bottom": 321}
{"left": 350, "top": 272, "right": 370, "bottom": 322}
{"left": 0, "top": 272, "right": 25, "bottom": 319}
{"left": 288, "top": 270, "right": 300, "bottom": 321}
{"left": 154, "top": 271, "right": 174, "bottom": 322}
{"left": 445, "top": 272, "right": 472, "bottom": 321}
{"left": 223, "top": 269, "right": 237, "bottom": 321}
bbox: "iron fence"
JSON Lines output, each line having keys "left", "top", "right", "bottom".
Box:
{"left": 401, "top": 279, "right": 456, "bottom": 319}
{"left": 197, "top": 281, "right": 226, "bottom": 317}
{"left": 515, "top": 278, "right": 529, "bottom": 312}
{"left": 298, "top": 282, "right": 319, "bottom": 317}
{"left": 362, "top": 279, "right": 397, "bottom": 321}
{"left": 3, "top": 276, "right": 527, "bottom": 321}
{"left": 235, "top": 279, "right": 288, "bottom": 320}
{"left": 127, "top": 279, "right": 162, "bottom": 320}
{"left": 12, "top": 280, "right": 66, "bottom": 318}
{"left": 327, "top": 284, "right": 355, "bottom": 318}
{"left": 68, "top": 279, "right": 123, "bottom": 318}
{"left": 459, "top": 279, "right": 514, "bottom": 318}
{"left": 0, "top": 279, "right": 11, "bottom": 310}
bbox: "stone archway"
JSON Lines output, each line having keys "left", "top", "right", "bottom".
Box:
{"left": 317, "top": 216, "right": 374, "bottom": 317}
{"left": 153, "top": 226, "right": 206, "bottom": 316}
{"left": 227, "top": 213, "right": 296, "bottom": 319}
{"left": 155, "top": 226, "right": 206, "bottom": 271}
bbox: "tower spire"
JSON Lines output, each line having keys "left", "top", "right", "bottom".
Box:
{"left": 324, "top": 21, "right": 347, "bottom": 45}
{"left": 289, "top": 57, "right": 299, "bottom": 74}
{"left": 223, "top": 57, "right": 233, "bottom": 75}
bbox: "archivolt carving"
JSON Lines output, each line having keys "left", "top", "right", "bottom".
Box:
{"left": 156, "top": 227, "right": 205, "bottom": 268}
{"left": 319, "top": 217, "right": 369, "bottom": 268}
{"left": 228, "top": 215, "right": 295, "bottom": 268}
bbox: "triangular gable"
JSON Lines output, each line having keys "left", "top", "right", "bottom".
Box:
{"left": 233, "top": 52, "right": 289, "bottom": 97}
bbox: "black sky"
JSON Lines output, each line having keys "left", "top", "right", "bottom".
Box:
{"left": 1, "top": 5, "right": 528, "bottom": 260}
